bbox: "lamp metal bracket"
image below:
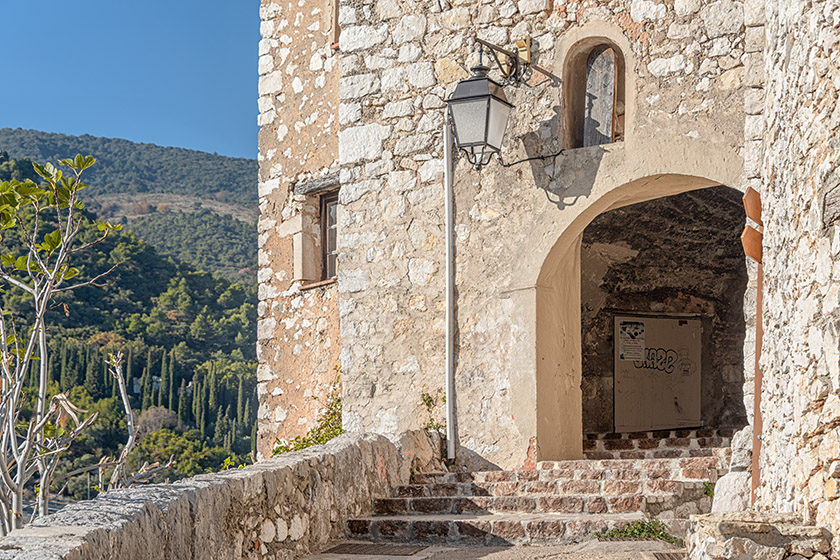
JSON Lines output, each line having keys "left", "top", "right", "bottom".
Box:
{"left": 474, "top": 36, "right": 553, "bottom": 85}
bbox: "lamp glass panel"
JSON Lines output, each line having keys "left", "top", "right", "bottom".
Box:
{"left": 449, "top": 98, "right": 489, "bottom": 147}
{"left": 486, "top": 98, "right": 512, "bottom": 151}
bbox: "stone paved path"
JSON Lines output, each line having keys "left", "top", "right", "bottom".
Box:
{"left": 301, "top": 540, "right": 684, "bottom": 560}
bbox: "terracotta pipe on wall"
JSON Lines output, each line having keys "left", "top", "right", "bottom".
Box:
{"left": 741, "top": 187, "right": 763, "bottom": 504}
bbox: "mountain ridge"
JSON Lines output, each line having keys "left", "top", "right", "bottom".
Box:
{"left": 0, "top": 128, "right": 258, "bottom": 209}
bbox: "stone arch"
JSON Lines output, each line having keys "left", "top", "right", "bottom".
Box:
{"left": 533, "top": 174, "right": 744, "bottom": 461}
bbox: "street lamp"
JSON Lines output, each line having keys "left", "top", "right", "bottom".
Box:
{"left": 446, "top": 63, "right": 514, "bottom": 170}
{"left": 441, "top": 39, "right": 561, "bottom": 466}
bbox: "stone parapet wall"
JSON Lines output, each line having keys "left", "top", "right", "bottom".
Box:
{"left": 0, "top": 431, "right": 443, "bottom": 560}
{"left": 687, "top": 512, "right": 833, "bottom": 560}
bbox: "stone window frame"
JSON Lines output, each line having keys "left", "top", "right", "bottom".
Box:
{"left": 320, "top": 191, "right": 339, "bottom": 280}
{"left": 291, "top": 172, "right": 340, "bottom": 288}
{"left": 562, "top": 38, "right": 626, "bottom": 149}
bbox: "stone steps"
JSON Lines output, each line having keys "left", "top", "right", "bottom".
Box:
{"left": 583, "top": 428, "right": 735, "bottom": 460}
{"left": 345, "top": 454, "right": 724, "bottom": 546}
{"left": 346, "top": 512, "right": 649, "bottom": 546}
{"left": 394, "top": 478, "right": 707, "bottom": 498}
{"left": 374, "top": 484, "right": 706, "bottom": 516}
{"left": 414, "top": 456, "right": 725, "bottom": 485}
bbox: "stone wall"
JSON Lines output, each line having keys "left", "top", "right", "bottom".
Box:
{"left": 758, "top": 0, "right": 840, "bottom": 537}
{"left": 0, "top": 431, "right": 444, "bottom": 560}
{"left": 580, "top": 186, "right": 748, "bottom": 433}
{"left": 332, "top": 0, "right": 747, "bottom": 468}
{"left": 256, "top": 0, "right": 342, "bottom": 457}
{"left": 687, "top": 512, "right": 833, "bottom": 560}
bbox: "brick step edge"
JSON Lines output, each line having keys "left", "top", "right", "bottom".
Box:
{"left": 397, "top": 478, "right": 711, "bottom": 498}
{"left": 346, "top": 515, "right": 647, "bottom": 546}
{"left": 373, "top": 490, "right": 710, "bottom": 516}
{"left": 412, "top": 458, "right": 725, "bottom": 485}
{"left": 584, "top": 428, "right": 737, "bottom": 441}
{"left": 584, "top": 447, "right": 731, "bottom": 461}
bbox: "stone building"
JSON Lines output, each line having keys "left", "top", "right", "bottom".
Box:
{"left": 256, "top": 0, "right": 840, "bottom": 544}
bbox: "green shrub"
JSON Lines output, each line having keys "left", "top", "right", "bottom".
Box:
{"left": 595, "top": 518, "right": 681, "bottom": 546}
{"left": 272, "top": 376, "right": 343, "bottom": 456}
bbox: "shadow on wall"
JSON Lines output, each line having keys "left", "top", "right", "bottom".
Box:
{"left": 520, "top": 106, "right": 607, "bottom": 211}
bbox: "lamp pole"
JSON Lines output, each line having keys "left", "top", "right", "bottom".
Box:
{"left": 444, "top": 112, "right": 457, "bottom": 465}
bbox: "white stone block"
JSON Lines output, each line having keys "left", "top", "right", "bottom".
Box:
{"left": 392, "top": 15, "right": 426, "bottom": 44}
{"left": 339, "top": 102, "right": 363, "bottom": 125}
{"left": 630, "top": 0, "right": 666, "bottom": 22}
{"left": 383, "top": 99, "right": 414, "bottom": 118}
{"left": 381, "top": 67, "right": 407, "bottom": 93}
{"left": 339, "top": 25, "right": 388, "bottom": 52}
{"left": 339, "top": 178, "right": 382, "bottom": 204}
{"left": 648, "top": 54, "right": 686, "bottom": 77}
{"left": 338, "top": 123, "right": 391, "bottom": 165}
{"left": 339, "top": 73, "right": 380, "bottom": 99}
{"left": 674, "top": 0, "right": 701, "bottom": 16}
{"left": 259, "top": 70, "right": 284, "bottom": 95}
{"left": 517, "top": 0, "right": 548, "bottom": 16}
{"left": 406, "top": 62, "right": 436, "bottom": 88}
{"left": 700, "top": 0, "right": 745, "bottom": 38}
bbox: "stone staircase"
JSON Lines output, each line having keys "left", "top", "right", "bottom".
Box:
{"left": 583, "top": 428, "right": 734, "bottom": 461}
{"left": 346, "top": 431, "right": 733, "bottom": 546}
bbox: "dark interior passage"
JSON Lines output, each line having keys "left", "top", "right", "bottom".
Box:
{"left": 580, "top": 186, "right": 748, "bottom": 434}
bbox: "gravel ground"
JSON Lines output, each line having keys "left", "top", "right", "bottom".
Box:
{"left": 302, "top": 540, "right": 684, "bottom": 560}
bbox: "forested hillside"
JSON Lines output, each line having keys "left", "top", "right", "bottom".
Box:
{"left": 0, "top": 128, "right": 257, "bottom": 206}
{"left": 0, "top": 153, "right": 258, "bottom": 499}
{"left": 0, "top": 129, "right": 258, "bottom": 280}
{"left": 129, "top": 210, "right": 256, "bottom": 279}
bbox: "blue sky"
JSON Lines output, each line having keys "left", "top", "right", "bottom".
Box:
{"left": 0, "top": 1, "right": 260, "bottom": 159}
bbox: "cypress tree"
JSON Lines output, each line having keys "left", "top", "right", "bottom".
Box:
{"left": 84, "top": 350, "right": 102, "bottom": 399}
{"left": 236, "top": 376, "right": 245, "bottom": 425}
{"left": 60, "top": 344, "right": 74, "bottom": 392}
{"left": 102, "top": 351, "right": 111, "bottom": 396}
{"left": 213, "top": 406, "right": 226, "bottom": 447}
{"left": 168, "top": 351, "right": 176, "bottom": 410}
{"left": 177, "top": 379, "right": 188, "bottom": 425}
{"left": 250, "top": 420, "right": 258, "bottom": 457}
{"left": 191, "top": 374, "right": 201, "bottom": 423}
{"left": 207, "top": 366, "right": 218, "bottom": 415}
{"left": 243, "top": 398, "right": 251, "bottom": 427}
{"left": 145, "top": 348, "right": 152, "bottom": 384}
{"left": 158, "top": 350, "right": 168, "bottom": 408}
{"left": 141, "top": 366, "right": 152, "bottom": 411}
{"left": 198, "top": 396, "right": 206, "bottom": 440}
{"left": 125, "top": 347, "right": 133, "bottom": 389}
{"left": 59, "top": 340, "right": 68, "bottom": 386}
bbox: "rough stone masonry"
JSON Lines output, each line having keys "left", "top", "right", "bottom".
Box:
{"left": 258, "top": 0, "right": 747, "bottom": 469}
{"left": 257, "top": 0, "right": 840, "bottom": 554}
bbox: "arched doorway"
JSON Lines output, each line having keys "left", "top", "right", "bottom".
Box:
{"left": 533, "top": 175, "right": 747, "bottom": 462}
{"left": 580, "top": 186, "right": 747, "bottom": 450}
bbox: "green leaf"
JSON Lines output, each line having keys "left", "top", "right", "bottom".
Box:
{"left": 13, "top": 256, "right": 28, "bottom": 271}
{"left": 62, "top": 266, "right": 80, "bottom": 280}
{"left": 32, "top": 162, "right": 50, "bottom": 180}
{"left": 0, "top": 254, "right": 14, "bottom": 267}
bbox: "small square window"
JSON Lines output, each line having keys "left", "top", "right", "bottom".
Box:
{"left": 321, "top": 192, "right": 338, "bottom": 280}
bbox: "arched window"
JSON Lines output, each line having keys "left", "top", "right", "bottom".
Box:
{"left": 563, "top": 42, "right": 626, "bottom": 149}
